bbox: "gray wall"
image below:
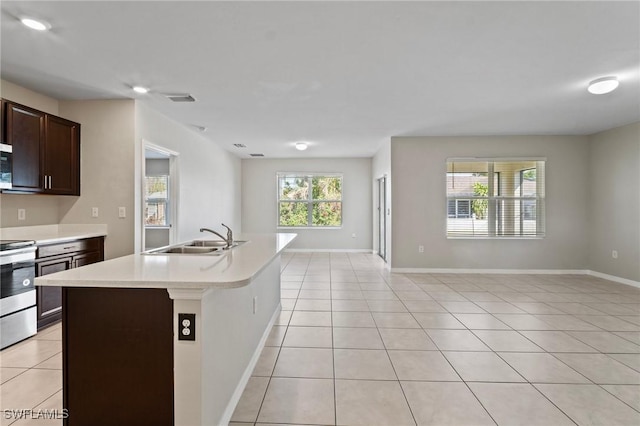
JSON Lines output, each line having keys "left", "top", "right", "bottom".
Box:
{"left": 242, "top": 158, "right": 372, "bottom": 250}
{"left": 58, "top": 100, "right": 137, "bottom": 260}
{"left": 135, "top": 102, "right": 242, "bottom": 250}
{"left": 145, "top": 227, "right": 170, "bottom": 249}
{"left": 390, "top": 135, "right": 590, "bottom": 270}
{"left": 588, "top": 122, "right": 640, "bottom": 281}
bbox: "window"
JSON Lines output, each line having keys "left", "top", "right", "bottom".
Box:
{"left": 446, "top": 159, "right": 545, "bottom": 238}
{"left": 145, "top": 175, "right": 169, "bottom": 227}
{"left": 278, "top": 173, "right": 342, "bottom": 227}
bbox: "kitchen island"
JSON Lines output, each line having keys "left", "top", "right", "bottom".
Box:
{"left": 35, "top": 233, "right": 296, "bottom": 426}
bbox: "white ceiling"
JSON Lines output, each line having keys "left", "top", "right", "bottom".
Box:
{"left": 1, "top": 1, "right": 639, "bottom": 158}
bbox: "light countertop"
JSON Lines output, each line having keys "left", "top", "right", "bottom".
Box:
{"left": 35, "top": 233, "right": 296, "bottom": 290}
{"left": 0, "top": 224, "right": 108, "bottom": 244}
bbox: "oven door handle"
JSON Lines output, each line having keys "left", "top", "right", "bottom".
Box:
{"left": 8, "top": 261, "right": 36, "bottom": 269}
{"left": 0, "top": 250, "right": 37, "bottom": 266}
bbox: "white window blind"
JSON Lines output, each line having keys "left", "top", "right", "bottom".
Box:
{"left": 446, "top": 159, "right": 545, "bottom": 238}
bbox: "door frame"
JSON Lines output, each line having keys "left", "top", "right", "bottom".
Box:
{"left": 377, "top": 175, "right": 387, "bottom": 262}
{"left": 141, "top": 141, "right": 180, "bottom": 251}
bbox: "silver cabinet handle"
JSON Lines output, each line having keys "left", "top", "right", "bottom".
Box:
{"left": 44, "top": 175, "right": 47, "bottom": 188}
{"left": 48, "top": 176, "right": 52, "bottom": 189}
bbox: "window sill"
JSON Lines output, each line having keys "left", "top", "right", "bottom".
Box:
{"left": 145, "top": 226, "right": 171, "bottom": 230}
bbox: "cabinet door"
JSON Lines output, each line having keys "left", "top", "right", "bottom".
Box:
{"left": 72, "top": 251, "right": 102, "bottom": 268}
{"left": 6, "top": 102, "right": 45, "bottom": 192}
{"left": 44, "top": 115, "right": 80, "bottom": 195}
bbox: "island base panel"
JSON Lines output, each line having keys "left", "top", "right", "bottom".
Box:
{"left": 62, "top": 287, "right": 174, "bottom": 425}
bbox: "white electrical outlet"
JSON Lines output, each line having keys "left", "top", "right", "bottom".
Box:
{"left": 92, "top": 207, "right": 99, "bottom": 218}
{"left": 18, "top": 209, "right": 26, "bottom": 221}
{"left": 253, "top": 296, "right": 258, "bottom": 314}
{"left": 118, "top": 207, "right": 126, "bottom": 218}
{"left": 418, "top": 245, "right": 424, "bottom": 253}
{"left": 352, "top": 233, "right": 356, "bottom": 238}
{"left": 612, "top": 250, "right": 618, "bottom": 259}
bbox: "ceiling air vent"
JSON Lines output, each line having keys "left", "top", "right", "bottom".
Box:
{"left": 249, "top": 153, "right": 264, "bottom": 157}
{"left": 233, "top": 143, "right": 247, "bottom": 148}
{"left": 163, "top": 93, "right": 196, "bottom": 102}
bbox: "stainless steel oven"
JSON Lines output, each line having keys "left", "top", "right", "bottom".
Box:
{"left": 0, "top": 240, "right": 37, "bottom": 349}
{"left": 0, "top": 143, "right": 12, "bottom": 190}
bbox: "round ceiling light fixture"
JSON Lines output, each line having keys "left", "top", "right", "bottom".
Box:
{"left": 295, "top": 142, "right": 308, "bottom": 151}
{"left": 587, "top": 76, "right": 619, "bottom": 95}
{"left": 20, "top": 17, "right": 51, "bottom": 31}
{"left": 133, "top": 86, "right": 149, "bottom": 94}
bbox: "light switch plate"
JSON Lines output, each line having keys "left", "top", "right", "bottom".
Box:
{"left": 118, "top": 206, "right": 126, "bottom": 218}
{"left": 18, "top": 209, "right": 26, "bottom": 221}
{"left": 92, "top": 207, "right": 99, "bottom": 218}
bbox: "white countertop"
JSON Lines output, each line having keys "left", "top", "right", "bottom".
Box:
{"left": 0, "top": 224, "right": 108, "bottom": 244}
{"left": 35, "top": 233, "right": 296, "bottom": 290}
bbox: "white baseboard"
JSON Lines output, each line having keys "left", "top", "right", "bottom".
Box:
{"left": 587, "top": 270, "right": 640, "bottom": 288}
{"left": 389, "top": 267, "right": 640, "bottom": 289}
{"left": 285, "top": 248, "right": 373, "bottom": 253}
{"left": 219, "top": 303, "right": 281, "bottom": 425}
{"left": 390, "top": 267, "right": 588, "bottom": 275}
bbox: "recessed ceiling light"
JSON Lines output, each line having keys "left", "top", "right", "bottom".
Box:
{"left": 587, "top": 77, "right": 619, "bottom": 95}
{"left": 133, "top": 86, "right": 149, "bottom": 94}
{"left": 295, "top": 142, "right": 308, "bottom": 151}
{"left": 21, "top": 17, "right": 51, "bottom": 31}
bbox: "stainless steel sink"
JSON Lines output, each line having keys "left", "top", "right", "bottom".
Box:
{"left": 142, "top": 240, "right": 246, "bottom": 255}
{"left": 187, "top": 240, "right": 246, "bottom": 248}
{"left": 163, "top": 246, "right": 220, "bottom": 254}
{"left": 143, "top": 245, "right": 223, "bottom": 255}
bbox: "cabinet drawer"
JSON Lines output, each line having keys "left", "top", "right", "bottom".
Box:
{"left": 37, "top": 237, "right": 102, "bottom": 258}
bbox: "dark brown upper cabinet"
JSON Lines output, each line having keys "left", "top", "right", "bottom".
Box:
{"left": 4, "top": 100, "right": 80, "bottom": 196}
{"left": 5, "top": 101, "right": 45, "bottom": 193}
{"left": 44, "top": 115, "right": 80, "bottom": 195}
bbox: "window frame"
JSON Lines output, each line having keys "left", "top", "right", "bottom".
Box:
{"left": 144, "top": 174, "right": 170, "bottom": 228}
{"left": 446, "top": 158, "right": 546, "bottom": 239}
{"left": 276, "top": 172, "right": 343, "bottom": 229}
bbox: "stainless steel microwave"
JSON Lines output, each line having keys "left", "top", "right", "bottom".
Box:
{"left": 0, "top": 143, "right": 12, "bottom": 189}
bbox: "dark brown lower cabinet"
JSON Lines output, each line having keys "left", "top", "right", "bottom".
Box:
{"left": 36, "top": 237, "right": 104, "bottom": 329}
{"left": 62, "top": 287, "right": 174, "bottom": 426}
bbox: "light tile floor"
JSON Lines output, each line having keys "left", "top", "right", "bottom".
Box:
{"left": 0, "top": 323, "right": 63, "bottom": 426}
{"left": 232, "top": 252, "right": 640, "bottom": 426}
{"left": 2, "top": 252, "right": 640, "bottom": 425}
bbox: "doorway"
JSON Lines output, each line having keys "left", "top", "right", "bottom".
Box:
{"left": 377, "top": 176, "right": 387, "bottom": 261}
{"left": 142, "top": 143, "right": 179, "bottom": 251}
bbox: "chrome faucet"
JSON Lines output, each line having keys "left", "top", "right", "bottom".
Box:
{"left": 221, "top": 223, "right": 233, "bottom": 246}
{"left": 200, "top": 223, "right": 233, "bottom": 249}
